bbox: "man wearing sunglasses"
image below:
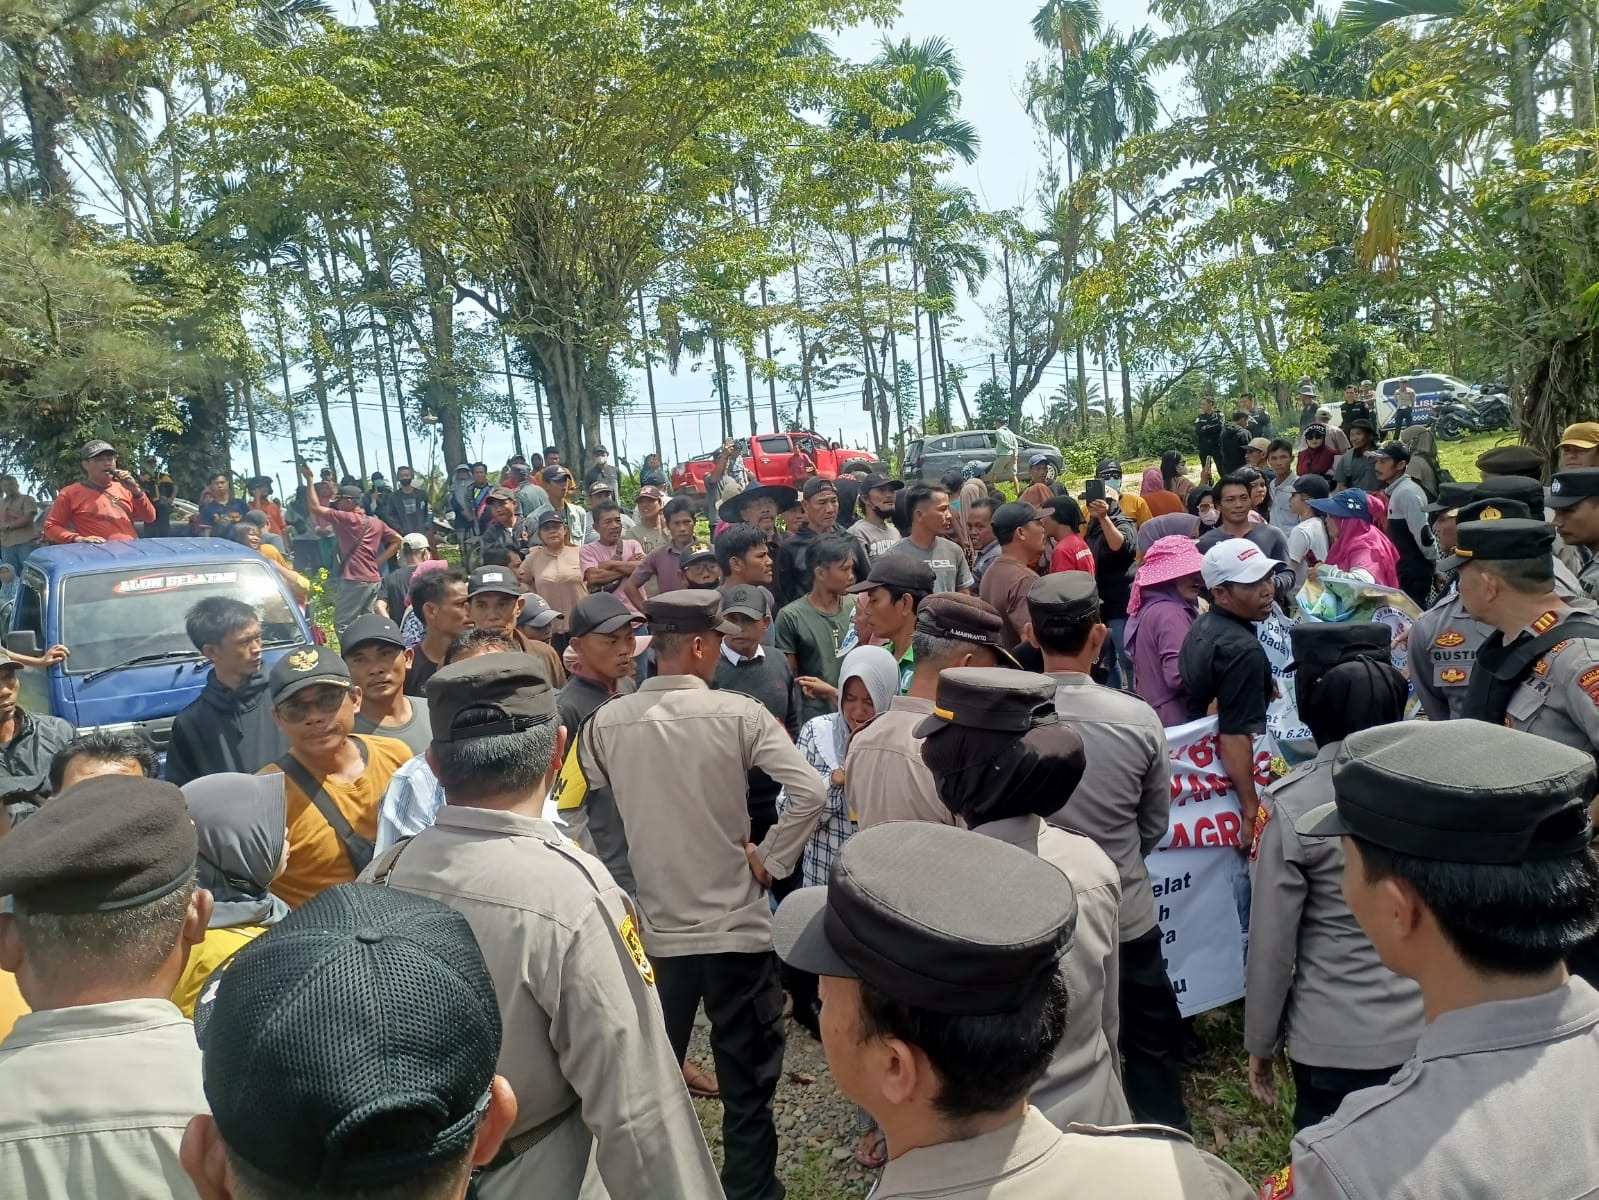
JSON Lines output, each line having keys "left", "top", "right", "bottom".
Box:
{"left": 259, "top": 647, "right": 412, "bottom": 909}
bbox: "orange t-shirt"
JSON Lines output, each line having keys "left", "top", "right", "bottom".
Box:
{"left": 259, "top": 735, "right": 411, "bottom": 908}
{"left": 42, "top": 480, "right": 156, "bottom": 543}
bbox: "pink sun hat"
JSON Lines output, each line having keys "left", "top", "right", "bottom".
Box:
{"left": 1127, "top": 535, "right": 1206, "bottom": 617}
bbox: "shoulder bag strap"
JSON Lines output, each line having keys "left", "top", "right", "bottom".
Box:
{"left": 276, "top": 743, "right": 375, "bottom": 872}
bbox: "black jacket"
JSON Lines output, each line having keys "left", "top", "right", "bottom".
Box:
{"left": 164, "top": 670, "right": 288, "bottom": 787}
{"left": 1218, "top": 424, "right": 1252, "bottom": 473}
{"left": 1085, "top": 502, "right": 1137, "bottom": 618}
{"left": 1194, "top": 411, "right": 1223, "bottom": 451}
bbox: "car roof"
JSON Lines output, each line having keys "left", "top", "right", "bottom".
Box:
{"left": 25, "top": 537, "right": 262, "bottom": 580}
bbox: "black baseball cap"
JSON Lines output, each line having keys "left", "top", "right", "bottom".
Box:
{"left": 80, "top": 439, "right": 116, "bottom": 460}
{"left": 195, "top": 884, "right": 502, "bottom": 1192}
{"left": 569, "top": 593, "right": 641, "bottom": 637}
{"left": 721, "top": 584, "right": 773, "bottom": 620}
{"left": 1547, "top": 468, "right": 1599, "bottom": 509}
{"left": 340, "top": 615, "right": 406, "bottom": 656}
{"left": 1291, "top": 474, "right": 1331, "bottom": 500}
{"left": 991, "top": 501, "right": 1044, "bottom": 537}
{"left": 541, "top": 465, "right": 571, "bottom": 484}
{"left": 269, "top": 646, "right": 353, "bottom": 705}
{"left": 801, "top": 477, "right": 838, "bottom": 501}
{"left": 1095, "top": 458, "right": 1122, "bottom": 477}
{"left": 845, "top": 553, "right": 935, "bottom": 596}
{"left": 467, "top": 566, "right": 521, "bottom": 598}
{"left": 681, "top": 544, "right": 719, "bottom": 572}
{"left": 1375, "top": 441, "right": 1411, "bottom": 463}
{"left": 517, "top": 594, "right": 561, "bottom": 629}
{"left": 425, "top": 653, "right": 557, "bottom": 743}
{"left": 772, "top": 822, "right": 1077, "bottom": 1015}
{"left": 859, "top": 475, "right": 904, "bottom": 494}
{"left": 1297, "top": 721, "right": 1595, "bottom": 864}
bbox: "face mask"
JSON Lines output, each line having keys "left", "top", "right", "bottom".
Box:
{"left": 1199, "top": 509, "right": 1220, "bottom": 526}
{"left": 1103, "top": 476, "right": 1122, "bottom": 491}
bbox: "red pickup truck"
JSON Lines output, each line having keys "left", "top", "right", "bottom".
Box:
{"left": 671, "top": 432, "right": 877, "bottom": 495}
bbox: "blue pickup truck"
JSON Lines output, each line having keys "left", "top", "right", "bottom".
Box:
{"left": 2, "top": 539, "right": 313, "bottom": 756}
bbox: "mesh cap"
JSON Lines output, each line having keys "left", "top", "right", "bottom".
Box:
{"left": 197, "top": 884, "right": 502, "bottom": 1191}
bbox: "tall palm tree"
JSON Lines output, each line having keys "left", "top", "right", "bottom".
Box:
{"left": 1085, "top": 28, "right": 1158, "bottom": 434}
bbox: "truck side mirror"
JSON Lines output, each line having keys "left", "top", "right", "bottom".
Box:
{"left": 4, "top": 631, "right": 39, "bottom": 657}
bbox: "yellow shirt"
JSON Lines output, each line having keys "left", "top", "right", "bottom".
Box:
{"left": 1114, "top": 489, "right": 1152, "bottom": 528}
{"left": 171, "top": 925, "right": 265, "bottom": 1017}
{"left": 258, "top": 735, "right": 411, "bottom": 908}
{"left": 0, "top": 970, "right": 28, "bottom": 1043}
{"left": 260, "top": 542, "right": 309, "bottom": 601}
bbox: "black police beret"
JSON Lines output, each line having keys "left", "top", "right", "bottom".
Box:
{"left": 0, "top": 777, "right": 196, "bottom": 913}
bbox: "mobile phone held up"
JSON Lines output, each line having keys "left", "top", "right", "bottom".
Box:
{"left": 1084, "top": 478, "right": 1106, "bottom": 502}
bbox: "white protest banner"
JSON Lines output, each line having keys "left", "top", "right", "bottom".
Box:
{"left": 1146, "top": 716, "right": 1263, "bottom": 1016}
{"left": 1257, "top": 613, "right": 1315, "bottom": 766}
{"left": 1148, "top": 847, "right": 1248, "bottom": 1016}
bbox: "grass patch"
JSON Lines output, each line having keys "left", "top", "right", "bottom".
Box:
{"left": 1183, "top": 1005, "right": 1298, "bottom": 1187}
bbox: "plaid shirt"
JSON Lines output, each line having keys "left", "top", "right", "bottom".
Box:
{"left": 781, "top": 715, "right": 857, "bottom": 888}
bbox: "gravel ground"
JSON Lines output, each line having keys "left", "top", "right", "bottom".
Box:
{"left": 685, "top": 1003, "right": 1295, "bottom": 1200}
{"left": 687, "top": 1010, "right": 875, "bottom": 1200}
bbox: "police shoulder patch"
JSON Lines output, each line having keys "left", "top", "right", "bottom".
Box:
{"left": 1260, "top": 1166, "right": 1293, "bottom": 1200}
{"left": 1250, "top": 802, "right": 1271, "bottom": 862}
{"left": 1581, "top": 666, "right": 1599, "bottom": 690}
{"left": 619, "top": 912, "right": 655, "bottom": 985}
{"left": 1550, "top": 640, "right": 1574, "bottom": 658}
{"left": 1532, "top": 611, "right": 1560, "bottom": 634}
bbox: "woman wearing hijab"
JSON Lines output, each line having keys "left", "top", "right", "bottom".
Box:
{"left": 1139, "top": 465, "right": 1184, "bottom": 517}
{"left": 1187, "top": 481, "right": 1220, "bottom": 527}
{"left": 782, "top": 644, "right": 898, "bottom": 889}
{"left": 1125, "top": 536, "right": 1207, "bottom": 725}
{"left": 918, "top": 667, "right": 1130, "bottom": 1130}
{"left": 1307, "top": 488, "right": 1400, "bottom": 587}
{"left": 172, "top": 772, "right": 290, "bottom": 1017}
{"left": 1398, "top": 424, "right": 1443, "bottom": 500}
{"left": 1297, "top": 424, "right": 1338, "bottom": 480}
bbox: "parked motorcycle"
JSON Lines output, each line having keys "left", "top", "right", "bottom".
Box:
{"left": 1432, "top": 390, "right": 1512, "bottom": 441}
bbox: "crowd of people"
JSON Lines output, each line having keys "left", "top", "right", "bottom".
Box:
{"left": 0, "top": 395, "right": 1597, "bottom": 1200}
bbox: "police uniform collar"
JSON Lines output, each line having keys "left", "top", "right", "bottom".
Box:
{"left": 638, "top": 675, "right": 712, "bottom": 693}
{"left": 3, "top": 998, "right": 189, "bottom": 1050}
{"left": 429, "top": 804, "right": 564, "bottom": 845}
{"left": 875, "top": 1109, "right": 1066, "bottom": 1197}
{"left": 1413, "top": 978, "right": 1599, "bottom": 1064}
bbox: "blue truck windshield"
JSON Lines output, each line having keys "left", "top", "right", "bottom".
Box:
{"left": 59, "top": 562, "right": 301, "bottom": 674}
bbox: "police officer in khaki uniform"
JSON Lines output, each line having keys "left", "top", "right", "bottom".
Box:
{"left": 773, "top": 823, "right": 1254, "bottom": 1199}
{"left": 1451, "top": 510, "right": 1599, "bottom": 754}
{"left": 1024, "top": 573, "right": 1185, "bottom": 1129}
{"left": 1245, "top": 624, "right": 1423, "bottom": 1131}
{"left": 1411, "top": 488, "right": 1587, "bottom": 722}
{"left": 555, "top": 589, "right": 826, "bottom": 1200}
{"left": 1277, "top": 721, "right": 1599, "bottom": 1199}
{"left": 917, "top": 667, "right": 1129, "bottom": 1128}
{"left": 1407, "top": 483, "right": 1481, "bottom": 720}
{"left": 1547, "top": 467, "right": 1599, "bottom": 600}
{"left": 358, "top": 653, "right": 720, "bottom": 1200}
{"left": 0, "top": 777, "right": 211, "bottom": 1198}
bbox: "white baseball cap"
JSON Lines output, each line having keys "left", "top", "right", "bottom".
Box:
{"left": 1201, "top": 538, "right": 1283, "bottom": 588}
{"left": 401, "top": 532, "right": 430, "bottom": 551}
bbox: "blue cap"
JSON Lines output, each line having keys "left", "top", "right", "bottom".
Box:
{"left": 1309, "top": 488, "right": 1372, "bottom": 521}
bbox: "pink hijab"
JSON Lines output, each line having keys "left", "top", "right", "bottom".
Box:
{"left": 1140, "top": 467, "right": 1166, "bottom": 496}
{"left": 1324, "top": 517, "right": 1400, "bottom": 587}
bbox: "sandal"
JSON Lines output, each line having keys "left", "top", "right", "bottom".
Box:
{"left": 853, "top": 1129, "right": 887, "bottom": 1169}
{"left": 683, "top": 1060, "right": 720, "bottom": 1099}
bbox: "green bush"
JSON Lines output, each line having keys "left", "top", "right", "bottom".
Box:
{"left": 1060, "top": 432, "right": 1125, "bottom": 482}
{"left": 1130, "top": 408, "right": 1201, "bottom": 460}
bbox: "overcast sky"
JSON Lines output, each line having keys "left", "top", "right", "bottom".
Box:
{"left": 246, "top": 0, "right": 1168, "bottom": 488}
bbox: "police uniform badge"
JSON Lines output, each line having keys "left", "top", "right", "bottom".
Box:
{"left": 287, "top": 648, "right": 318, "bottom": 672}
{"left": 619, "top": 912, "right": 655, "bottom": 986}
{"left": 1440, "top": 668, "right": 1467, "bottom": 685}
{"left": 1479, "top": 505, "right": 1503, "bottom": 521}
{"left": 1532, "top": 611, "right": 1560, "bottom": 634}
{"left": 1433, "top": 631, "right": 1465, "bottom": 648}
{"left": 1259, "top": 1166, "right": 1294, "bottom": 1199}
